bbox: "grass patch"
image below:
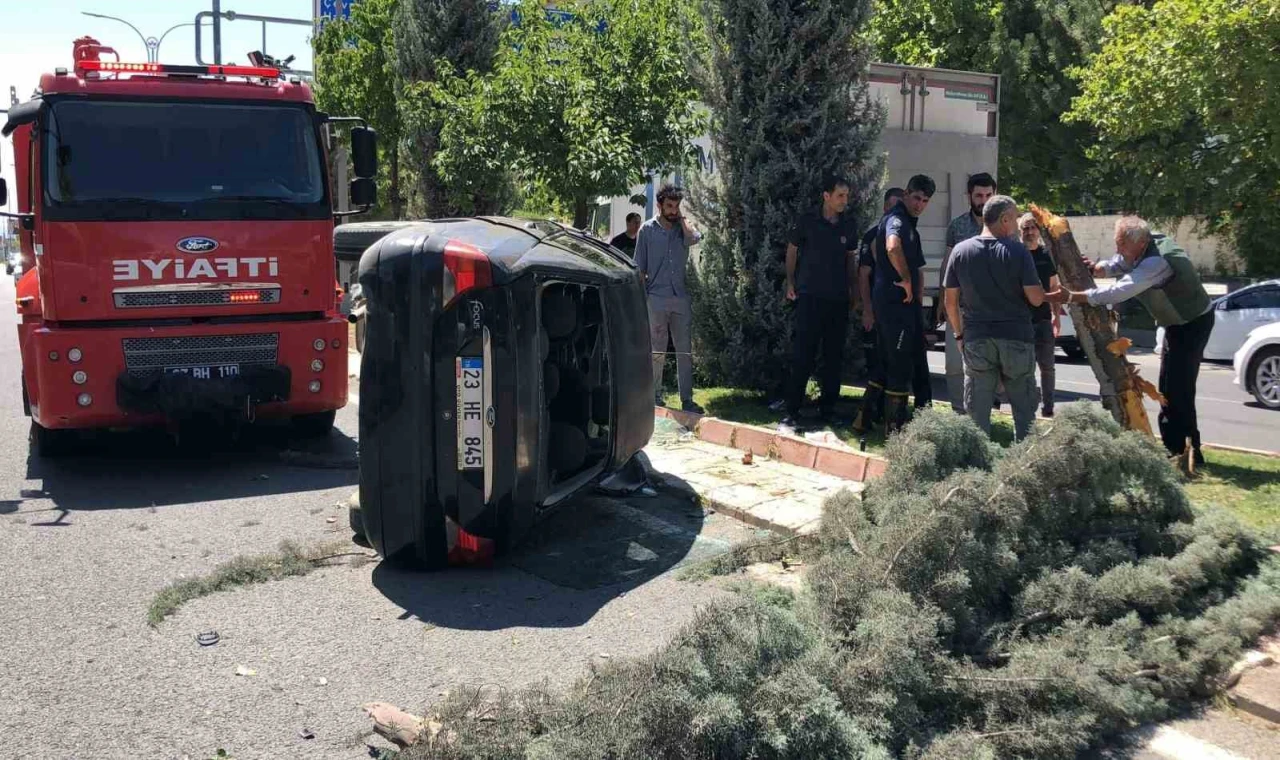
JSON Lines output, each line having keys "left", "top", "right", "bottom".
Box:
{"left": 663, "top": 384, "right": 1015, "bottom": 453}
{"left": 147, "top": 539, "right": 361, "bottom": 627}
{"left": 1186, "top": 449, "right": 1280, "bottom": 537}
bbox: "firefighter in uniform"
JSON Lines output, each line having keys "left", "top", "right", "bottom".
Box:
{"left": 1049, "top": 216, "right": 1214, "bottom": 464}
{"left": 852, "top": 187, "right": 904, "bottom": 432}
{"left": 863, "top": 175, "right": 935, "bottom": 434}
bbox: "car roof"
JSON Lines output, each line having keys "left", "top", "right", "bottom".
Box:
{"left": 1223, "top": 279, "right": 1280, "bottom": 300}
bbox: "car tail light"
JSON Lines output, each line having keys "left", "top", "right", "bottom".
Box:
{"left": 441, "top": 240, "right": 492, "bottom": 310}
{"left": 447, "top": 525, "right": 495, "bottom": 567}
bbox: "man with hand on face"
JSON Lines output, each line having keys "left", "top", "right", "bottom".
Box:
{"left": 862, "top": 174, "right": 935, "bottom": 435}
{"left": 609, "top": 212, "right": 642, "bottom": 258}
{"left": 851, "top": 186, "right": 904, "bottom": 432}
{"left": 780, "top": 176, "right": 859, "bottom": 430}
{"left": 941, "top": 172, "right": 998, "bottom": 414}
{"left": 635, "top": 184, "right": 704, "bottom": 413}
{"left": 1047, "top": 216, "right": 1214, "bottom": 464}
{"left": 944, "top": 196, "right": 1046, "bottom": 440}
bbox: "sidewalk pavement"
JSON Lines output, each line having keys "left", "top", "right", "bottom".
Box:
{"left": 643, "top": 423, "right": 861, "bottom": 537}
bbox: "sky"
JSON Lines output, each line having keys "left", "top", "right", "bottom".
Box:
{"left": 0, "top": 0, "right": 327, "bottom": 213}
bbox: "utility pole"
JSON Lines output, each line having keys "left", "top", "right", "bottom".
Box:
{"left": 212, "top": 0, "right": 223, "bottom": 64}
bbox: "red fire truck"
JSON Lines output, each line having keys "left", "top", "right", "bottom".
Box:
{"left": 0, "top": 37, "right": 378, "bottom": 455}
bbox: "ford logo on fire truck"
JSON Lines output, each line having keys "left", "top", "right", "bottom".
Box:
{"left": 176, "top": 237, "right": 219, "bottom": 254}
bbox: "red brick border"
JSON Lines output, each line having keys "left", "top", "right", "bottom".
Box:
{"left": 655, "top": 407, "right": 886, "bottom": 482}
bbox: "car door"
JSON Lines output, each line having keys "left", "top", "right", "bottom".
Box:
{"left": 1209, "top": 286, "right": 1280, "bottom": 360}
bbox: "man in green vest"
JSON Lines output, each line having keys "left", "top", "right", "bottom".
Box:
{"left": 1049, "top": 216, "right": 1214, "bottom": 463}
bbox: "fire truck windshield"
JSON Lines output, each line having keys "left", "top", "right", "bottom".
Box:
{"left": 43, "top": 100, "right": 329, "bottom": 221}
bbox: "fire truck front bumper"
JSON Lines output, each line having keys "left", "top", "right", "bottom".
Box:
{"left": 116, "top": 365, "right": 292, "bottom": 417}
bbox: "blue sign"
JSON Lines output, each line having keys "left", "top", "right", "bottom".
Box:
{"left": 317, "top": 0, "right": 357, "bottom": 22}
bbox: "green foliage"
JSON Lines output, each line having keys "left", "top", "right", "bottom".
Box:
{"left": 393, "top": 0, "right": 504, "bottom": 217}
{"left": 405, "top": 403, "right": 1280, "bottom": 758}
{"left": 689, "top": 0, "right": 884, "bottom": 391}
{"left": 313, "top": 0, "right": 403, "bottom": 218}
{"left": 428, "top": 0, "right": 703, "bottom": 228}
{"left": 147, "top": 540, "right": 351, "bottom": 627}
{"left": 1067, "top": 0, "right": 1280, "bottom": 275}
{"left": 869, "top": 0, "right": 1118, "bottom": 210}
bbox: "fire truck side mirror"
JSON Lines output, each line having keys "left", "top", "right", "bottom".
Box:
{"left": 350, "top": 127, "right": 378, "bottom": 179}
{"left": 0, "top": 178, "right": 7, "bottom": 207}
{"left": 350, "top": 177, "right": 377, "bottom": 209}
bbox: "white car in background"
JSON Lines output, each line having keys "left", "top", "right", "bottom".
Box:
{"left": 1234, "top": 321, "right": 1280, "bottom": 409}
{"left": 1157, "top": 279, "right": 1280, "bottom": 361}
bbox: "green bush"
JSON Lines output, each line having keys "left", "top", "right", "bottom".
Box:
{"left": 404, "top": 403, "right": 1280, "bottom": 759}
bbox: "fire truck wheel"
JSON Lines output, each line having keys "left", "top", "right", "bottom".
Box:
{"left": 292, "top": 410, "right": 337, "bottom": 438}
{"left": 30, "top": 421, "right": 76, "bottom": 458}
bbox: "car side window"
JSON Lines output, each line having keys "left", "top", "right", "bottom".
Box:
{"left": 1226, "top": 290, "right": 1266, "bottom": 310}
{"left": 1256, "top": 287, "right": 1280, "bottom": 309}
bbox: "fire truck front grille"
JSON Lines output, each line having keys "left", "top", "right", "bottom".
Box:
{"left": 113, "top": 288, "right": 281, "bottom": 308}
{"left": 122, "top": 333, "right": 279, "bottom": 374}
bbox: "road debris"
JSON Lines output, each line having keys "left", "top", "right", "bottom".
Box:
{"left": 362, "top": 702, "right": 425, "bottom": 748}
{"left": 195, "top": 631, "right": 220, "bottom": 647}
{"left": 235, "top": 665, "right": 256, "bottom": 677}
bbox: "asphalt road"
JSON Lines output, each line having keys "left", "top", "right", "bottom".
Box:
{"left": 0, "top": 277, "right": 755, "bottom": 759}
{"left": 926, "top": 345, "right": 1280, "bottom": 453}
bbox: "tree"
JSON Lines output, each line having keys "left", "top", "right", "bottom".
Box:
{"left": 398, "top": 406, "right": 1280, "bottom": 759}
{"left": 869, "top": 0, "right": 1118, "bottom": 211}
{"left": 1067, "top": 0, "right": 1280, "bottom": 275}
{"left": 688, "top": 0, "right": 884, "bottom": 391}
{"left": 393, "top": 0, "right": 503, "bottom": 217}
{"left": 431, "top": 0, "right": 704, "bottom": 228}
{"left": 313, "top": 0, "right": 403, "bottom": 219}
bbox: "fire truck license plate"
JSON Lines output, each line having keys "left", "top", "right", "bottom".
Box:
{"left": 165, "top": 365, "right": 240, "bottom": 380}
{"left": 456, "top": 357, "right": 484, "bottom": 471}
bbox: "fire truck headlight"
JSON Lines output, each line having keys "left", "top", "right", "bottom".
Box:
{"left": 68, "top": 348, "right": 83, "bottom": 363}
{"left": 308, "top": 380, "right": 322, "bottom": 393}
{"left": 310, "top": 359, "right": 324, "bottom": 372}
{"left": 72, "top": 370, "right": 88, "bottom": 385}
{"left": 313, "top": 338, "right": 326, "bottom": 351}
{"left": 77, "top": 393, "right": 93, "bottom": 407}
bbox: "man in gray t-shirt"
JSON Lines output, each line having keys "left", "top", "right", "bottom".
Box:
{"left": 634, "top": 184, "right": 704, "bottom": 413}
{"left": 943, "top": 195, "right": 1047, "bottom": 440}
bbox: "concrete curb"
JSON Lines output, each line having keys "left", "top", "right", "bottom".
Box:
{"left": 1201, "top": 442, "right": 1280, "bottom": 460}
{"left": 655, "top": 407, "right": 886, "bottom": 484}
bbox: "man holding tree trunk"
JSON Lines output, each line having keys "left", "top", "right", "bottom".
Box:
{"left": 1047, "top": 216, "right": 1213, "bottom": 464}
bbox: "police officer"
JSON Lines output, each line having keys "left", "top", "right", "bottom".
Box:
{"left": 867, "top": 174, "right": 935, "bottom": 434}
{"left": 780, "top": 176, "right": 858, "bottom": 429}
{"left": 851, "top": 187, "right": 904, "bottom": 432}
{"left": 1048, "top": 216, "right": 1214, "bottom": 464}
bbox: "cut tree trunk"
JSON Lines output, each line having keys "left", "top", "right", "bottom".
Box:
{"left": 1029, "top": 205, "right": 1164, "bottom": 436}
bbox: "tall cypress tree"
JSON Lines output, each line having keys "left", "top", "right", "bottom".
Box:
{"left": 393, "top": 0, "right": 503, "bottom": 217}
{"left": 689, "top": 0, "right": 884, "bottom": 392}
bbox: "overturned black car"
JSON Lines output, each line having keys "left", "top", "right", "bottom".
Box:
{"left": 345, "top": 218, "right": 654, "bottom": 570}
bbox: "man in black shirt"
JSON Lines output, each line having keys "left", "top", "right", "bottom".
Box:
{"left": 609, "top": 212, "right": 642, "bottom": 258}
{"left": 851, "top": 187, "right": 904, "bottom": 432}
{"left": 781, "top": 176, "right": 858, "bottom": 428}
{"left": 866, "top": 174, "right": 935, "bottom": 434}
